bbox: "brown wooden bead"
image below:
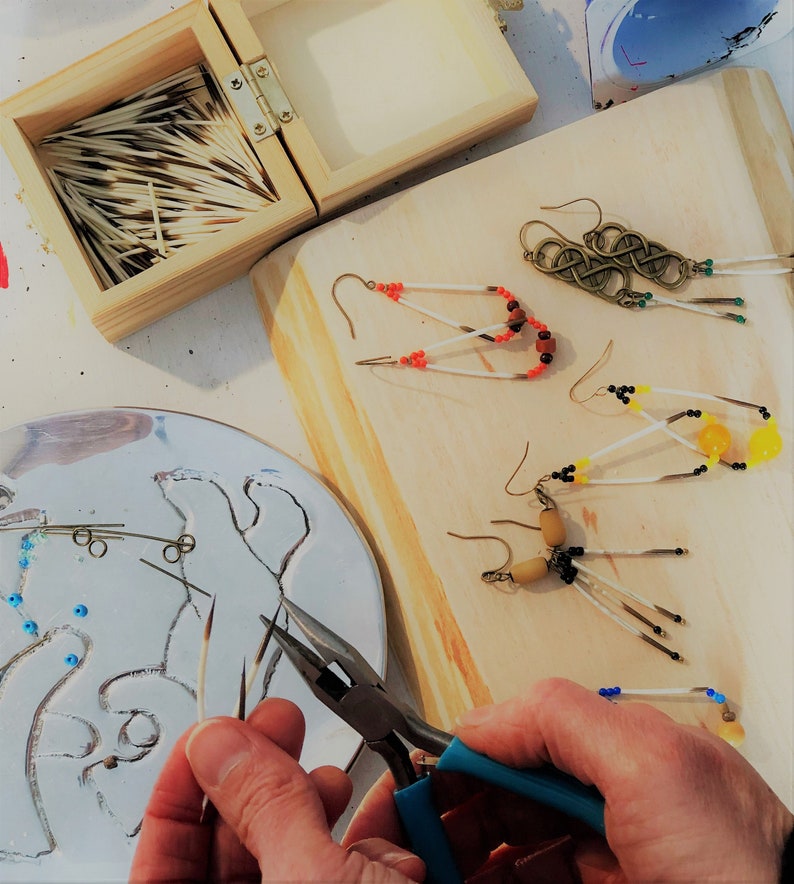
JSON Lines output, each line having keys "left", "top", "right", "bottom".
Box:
{"left": 535, "top": 336, "right": 557, "bottom": 354}
{"left": 539, "top": 507, "right": 566, "bottom": 547}
{"left": 510, "top": 556, "right": 549, "bottom": 585}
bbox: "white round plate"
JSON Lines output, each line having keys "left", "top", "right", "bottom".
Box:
{"left": 0, "top": 408, "right": 384, "bottom": 882}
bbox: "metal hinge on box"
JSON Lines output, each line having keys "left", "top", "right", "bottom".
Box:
{"left": 485, "top": 0, "right": 524, "bottom": 31}
{"left": 223, "top": 58, "right": 294, "bottom": 141}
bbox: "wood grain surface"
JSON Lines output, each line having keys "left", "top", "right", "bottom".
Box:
{"left": 252, "top": 68, "right": 793, "bottom": 804}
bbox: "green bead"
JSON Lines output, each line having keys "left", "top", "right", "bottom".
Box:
{"left": 705, "top": 259, "right": 713, "bottom": 267}
{"left": 638, "top": 300, "right": 646, "bottom": 308}
{"left": 734, "top": 297, "right": 744, "bottom": 306}
{"left": 645, "top": 292, "right": 653, "bottom": 300}
{"left": 735, "top": 315, "right": 746, "bottom": 324}
{"left": 704, "top": 268, "right": 713, "bottom": 276}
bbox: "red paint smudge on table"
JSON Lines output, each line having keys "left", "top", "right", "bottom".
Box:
{"left": 0, "top": 242, "right": 9, "bottom": 288}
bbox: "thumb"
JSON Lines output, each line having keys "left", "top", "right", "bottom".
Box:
{"left": 185, "top": 718, "right": 414, "bottom": 882}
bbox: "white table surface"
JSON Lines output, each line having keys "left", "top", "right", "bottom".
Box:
{"left": 1, "top": 0, "right": 792, "bottom": 843}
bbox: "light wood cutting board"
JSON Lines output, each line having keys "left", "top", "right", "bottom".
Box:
{"left": 252, "top": 68, "right": 793, "bottom": 803}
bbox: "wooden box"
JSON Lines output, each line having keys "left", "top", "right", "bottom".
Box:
{"left": 0, "top": 0, "right": 536, "bottom": 342}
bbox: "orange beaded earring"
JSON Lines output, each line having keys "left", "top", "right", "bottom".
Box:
{"left": 331, "top": 273, "right": 558, "bottom": 380}
{"left": 450, "top": 483, "right": 688, "bottom": 662}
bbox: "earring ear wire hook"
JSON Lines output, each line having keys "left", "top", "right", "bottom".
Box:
{"left": 540, "top": 197, "right": 604, "bottom": 241}
{"left": 447, "top": 531, "right": 514, "bottom": 584}
{"left": 569, "top": 339, "right": 614, "bottom": 403}
{"left": 331, "top": 273, "right": 375, "bottom": 339}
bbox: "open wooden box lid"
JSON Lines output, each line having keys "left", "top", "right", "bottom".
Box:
{"left": 210, "top": 0, "right": 539, "bottom": 214}
{"left": 0, "top": 0, "right": 536, "bottom": 341}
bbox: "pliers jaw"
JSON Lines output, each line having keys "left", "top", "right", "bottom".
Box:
{"left": 259, "top": 597, "right": 451, "bottom": 789}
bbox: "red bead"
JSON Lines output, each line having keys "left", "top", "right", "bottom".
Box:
{"left": 535, "top": 336, "right": 556, "bottom": 354}
{"left": 395, "top": 282, "right": 404, "bottom": 292}
{"left": 375, "top": 283, "right": 385, "bottom": 291}
{"left": 495, "top": 334, "right": 504, "bottom": 343}
{"left": 497, "top": 286, "right": 505, "bottom": 294}
{"left": 416, "top": 349, "right": 425, "bottom": 358}
{"left": 538, "top": 324, "right": 548, "bottom": 331}
{"left": 399, "top": 356, "right": 408, "bottom": 364}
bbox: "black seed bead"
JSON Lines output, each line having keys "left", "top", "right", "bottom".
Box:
{"left": 693, "top": 467, "right": 701, "bottom": 475}
{"left": 673, "top": 614, "right": 683, "bottom": 623}
{"left": 628, "top": 386, "right": 635, "bottom": 393}
{"left": 622, "top": 396, "right": 630, "bottom": 404}
{"left": 551, "top": 471, "right": 560, "bottom": 479}
{"left": 506, "top": 300, "right": 519, "bottom": 311}
{"left": 740, "top": 462, "right": 747, "bottom": 470}
{"left": 675, "top": 548, "right": 684, "bottom": 556}
{"left": 701, "top": 464, "right": 708, "bottom": 473}
{"left": 686, "top": 409, "right": 694, "bottom": 417}
{"left": 732, "top": 462, "right": 741, "bottom": 470}
{"left": 608, "top": 384, "right": 617, "bottom": 393}
{"left": 540, "top": 353, "right": 553, "bottom": 364}
{"left": 762, "top": 411, "right": 771, "bottom": 421}
{"left": 671, "top": 652, "right": 681, "bottom": 661}
{"left": 561, "top": 466, "right": 569, "bottom": 474}
{"left": 538, "top": 329, "right": 551, "bottom": 340}
{"left": 694, "top": 410, "right": 702, "bottom": 418}
{"left": 653, "top": 626, "right": 662, "bottom": 635}
{"left": 567, "top": 464, "right": 576, "bottom": 472}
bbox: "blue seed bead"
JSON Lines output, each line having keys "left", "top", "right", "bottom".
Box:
{"left": 612, "top": 686, "right": 621, "bottom": 696}
{"left": 598, "top": 687, "right": 608, "bottom": 696}
{"left": 706, "top": 688, "right": 715, "bottom": 697}
{"left": 22, "top": 620, "right": 38, "bottom": 634}
{"left": 73, "top": 604, "right": 88, "bottom": 618}
{"left": 19, "top": 556, "right": 31, "bottom": 569}
{"left": 64, "top": 654, "right": 79, "bottom": 667}
{"left": 714, "top": 693, "right": 726, "bottom": 704}
{"left": 21, "top": 538, "right": 34, "bottom": 551}
{"left": 7, "top": 593, "right": 23, "bottom": 608}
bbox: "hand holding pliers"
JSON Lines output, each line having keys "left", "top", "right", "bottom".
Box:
{"left": 261, "top": 598, "right": 605, "bottom": 884}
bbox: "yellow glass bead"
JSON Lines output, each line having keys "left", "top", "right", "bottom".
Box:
{"left": 636, "top": 385, "right": 651, "bottom": 394}
{"left": 717, "top": 719, "right": 746, "bottom": 748}
{"left": 575, "top": 457, "right": 591, "bottom": 469}
{"left": 748, "top": 425, "right": 782, "bottom": 462}
{"left": 628, "top": 399, "right": 642, "bottom": 412}
{"left": 697, "top": 423, "right": 732, "bottom": 457}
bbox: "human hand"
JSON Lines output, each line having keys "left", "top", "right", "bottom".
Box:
{"left": 130, "top": 698, "right": 425, "bottom": 883}
{"left": 346, "top": 678, "right": 792, "bottom": 883}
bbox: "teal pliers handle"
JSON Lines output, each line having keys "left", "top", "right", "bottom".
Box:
{"left": 393, "top": 736, "right": 605, "bottom": 884}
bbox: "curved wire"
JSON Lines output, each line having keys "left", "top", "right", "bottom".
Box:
{"left": 447, "top": 531, "right": 513, "bottom": 574}
{"left": 569, "top": 339, "right": 614, "bottom": 403}
{"left": 331, "top": 273, "right": 375, "bottom": 339}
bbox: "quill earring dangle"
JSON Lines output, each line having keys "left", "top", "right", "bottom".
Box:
{"left": 544, "top": 391, "right": 780, "bottom": 487}
{"left": 330, "top": 273, "right": 557, "bottom": 380}
{"left": 546, "top": 197, "right": 792, "bottom": 285}
{"left": 518, "top": 216, "right": 748, "bottom": 323}
{"left": 530, "top": 345, "right": 784, "bottom": 487}
{"left": 596, "top": 684, "right": 745, "bottom": 747}
{"left": 450, "top": 482, "right": 686, "bottom": 661}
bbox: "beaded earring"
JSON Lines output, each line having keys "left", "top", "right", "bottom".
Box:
{"left": 596, "top": 685, "right": 745, "bottom": 747}
{"left": 548, "top": 197, "right": 792, "bottom": 286}
{"left": 518, "top": 212, "right": 752, "bottom": 324}
{"left": 529, "top": 343, "right": 784, "bottom": 487}
{"left": 331, "top": 273, "right": 557, "bottom": 380}
{"left": 450, "top": 483, "right": 687, "bottom": 661}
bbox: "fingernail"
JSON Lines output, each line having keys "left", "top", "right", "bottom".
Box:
{"left": 455, "top": 704, "right": 496, "bottom": 729}
{"left": 186, "top": 719, "right": 252, "bottom": 787}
